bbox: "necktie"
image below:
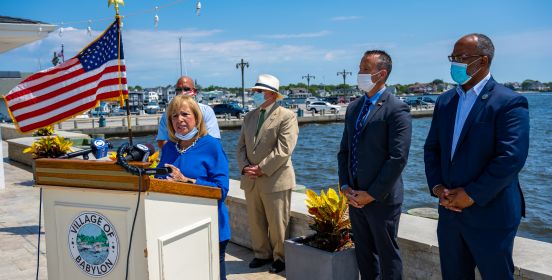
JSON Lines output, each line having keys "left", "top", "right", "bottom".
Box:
{"left": 256, "top": 109, "right": 266, "bottom": 136}
{"left": 351, "top": 100, "right": 371, "bottom": 179}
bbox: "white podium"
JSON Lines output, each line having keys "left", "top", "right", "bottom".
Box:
{"left": 34, "top": 158, "right": 221, "bottom": 280}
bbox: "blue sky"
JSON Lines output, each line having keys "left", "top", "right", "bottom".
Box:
{"left": 2, "top": 0, "right": 551, "bottom": 88}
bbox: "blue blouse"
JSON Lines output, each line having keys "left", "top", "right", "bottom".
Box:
{"left": 156, "top": 135, "right": 230, "bottom": 242}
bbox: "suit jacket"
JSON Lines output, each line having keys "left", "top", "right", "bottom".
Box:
{"left": 237, "top": 104, "right": 299, "bottom": 193}
{"left": 337, "top": 88, "right": 412, "bottom": 205}
{"left": 424, "top": 77, "right": 529, "bottom": 229}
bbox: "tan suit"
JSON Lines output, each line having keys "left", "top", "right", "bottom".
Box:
{"left": 237, "top": 104, "right": 299, "bottom": 261}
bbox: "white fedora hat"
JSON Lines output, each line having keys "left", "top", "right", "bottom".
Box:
{"left": 251, "top": 74, "right": 285, "bottom": 100}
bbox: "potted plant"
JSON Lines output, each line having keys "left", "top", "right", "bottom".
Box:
{"left": 285, "top": 188, "right": 359, "bottom": 280}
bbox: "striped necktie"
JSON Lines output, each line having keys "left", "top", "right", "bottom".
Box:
{"left": 351, "top": 100, "right": 371, "bottom": 179}
{"left": 256, "top": 109, "right": 266, "bottom": 136}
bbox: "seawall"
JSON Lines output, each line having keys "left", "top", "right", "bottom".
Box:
{"left": 226, "top": 179, "right": 552, "bottom": 280}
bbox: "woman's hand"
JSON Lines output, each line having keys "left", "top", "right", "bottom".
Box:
{"left": 164, "top": 163, "right": 195, "bottom": 183}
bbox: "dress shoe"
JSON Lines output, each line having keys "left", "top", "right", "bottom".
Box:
{"left": 269, "top": 259, "right": 285, "bottom": 273}
{"left": 249, "top": 258, "right": 273, "bottom": 268}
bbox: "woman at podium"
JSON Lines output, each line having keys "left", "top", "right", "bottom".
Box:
{"left": 156, "top": 95, "right": 231, "bottom": 280}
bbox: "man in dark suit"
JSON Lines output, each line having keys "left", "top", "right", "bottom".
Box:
{"left": 424, "top": 33, "right": 530, "bottom": 280}
{"left": 338, "top": 50, "right": 412, "bottom": 280}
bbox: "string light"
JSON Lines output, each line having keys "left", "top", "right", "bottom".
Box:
{"left": 86, "top": 20, "right": 93, "bottom": 36}
{"left": 51, "top": 0, "right": 188, "bottom": 29}
{"left": 154, "top": 6, "right": 159, "bottom": 29}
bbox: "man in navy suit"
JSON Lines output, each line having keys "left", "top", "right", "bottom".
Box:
{"left": 338, "top": 50, "right": 412, "bottom": 279}
{"left": 424, "top": 33, "right": 530, "bottom": 279}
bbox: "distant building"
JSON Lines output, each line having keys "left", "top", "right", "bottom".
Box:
{"left": 503, "top": 82, "right": 521, "bottom": 91}
{"left": 407, "top": 83, "right": 435, "bottom": 94}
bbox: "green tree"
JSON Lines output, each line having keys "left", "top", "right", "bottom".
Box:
{"left": 521, "top": 79, "right": 535, "bottom": 91}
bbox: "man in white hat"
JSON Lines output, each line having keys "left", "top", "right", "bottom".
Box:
{"left": 237, "top": 74, "right": 299, "bottom": 274}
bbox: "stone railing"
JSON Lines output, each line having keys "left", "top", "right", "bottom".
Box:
{"left": 226, "top": 179, "right": 552, "bottom": 280}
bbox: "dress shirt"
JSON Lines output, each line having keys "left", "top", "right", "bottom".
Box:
{"left": 451, "top": 73, "right": 491, "bottom": 159}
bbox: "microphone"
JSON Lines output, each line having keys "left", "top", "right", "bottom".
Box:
{"left": 124, "top": 143, "right": 155, "bottom": 162}
{"left": 116, "top": 143, "right": 171, "bottom": 176}
{"left": 58, "top": 138, "right": 112, "bottom": 160}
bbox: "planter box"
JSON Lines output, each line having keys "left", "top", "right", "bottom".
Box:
{"left": 285, "top": 235, "right": 359, "bottom": 280}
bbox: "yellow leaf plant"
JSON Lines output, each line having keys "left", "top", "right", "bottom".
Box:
{"left": 304, "top": 187, "right": 352, "bottom": 252}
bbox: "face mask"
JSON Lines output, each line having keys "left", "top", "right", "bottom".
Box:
{"left": 357, "top": 72, "right": 381, "bottom": 93}
{"left": 450, "top": 57, "right": 482, "bottom": 85}
{"left": 175, "top": 127, "right": 198, "bottom": 141}
{"left": 252, "top": 92, "right": 265, "bottom": 107}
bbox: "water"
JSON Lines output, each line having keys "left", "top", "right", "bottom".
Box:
{"left": 109, "top": 92, "right": 552, "bottom": 243}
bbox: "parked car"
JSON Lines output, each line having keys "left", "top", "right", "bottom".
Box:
{"left": 416, "top": 96, "right": 436, "bottom": 103}
{"left": 322, "top": 97, "right": 339, "bottom": 104}
{"left": 306, "top": 101, "right": 340, "bottom": 114}
{"left": 405, "top": 99, "right": 431, "bottom": 108}
{"left": 305, "top": 97, "right": 319, "bottom": 105}
{"left": 212, "top": 103, "right": 248, "bottom": 118}
{"left": 144, "top": 101, "right": 160, "bottom": 114}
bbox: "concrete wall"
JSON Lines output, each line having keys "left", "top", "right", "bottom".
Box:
{"left": 226, "top": 179, "right": 552, "bottom": 280}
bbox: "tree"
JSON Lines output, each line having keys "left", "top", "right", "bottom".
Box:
{"left": 134, "top": 85, "right": 143, "bottom": 91}
{"left": 521, "top": 79, "right": 535, "bottom": 91}
{"left": 432, "top": 79, "right": 444, "bottom": 85}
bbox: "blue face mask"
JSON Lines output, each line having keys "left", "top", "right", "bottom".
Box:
{"left": 175, "top": 127, "right": 198, "bottom": 141}
{"left": 252, "top": 92, "right": 265, "bottom": 107}
{"left": 450, "top": 57, "right": 482, "bottom": 85}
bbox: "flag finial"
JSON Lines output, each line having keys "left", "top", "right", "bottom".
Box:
{"left": 108, "top": 0, "right": 124, "bottom": 15}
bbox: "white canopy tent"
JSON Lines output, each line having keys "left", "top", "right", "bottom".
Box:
{"left": 0, "top": 15, "right": 56, "bottom": 54}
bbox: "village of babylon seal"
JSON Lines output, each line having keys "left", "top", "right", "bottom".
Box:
{"left": 68, "top": 211, "right": 119, "bottom": 277}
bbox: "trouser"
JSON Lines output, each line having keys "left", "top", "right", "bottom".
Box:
{"left": 349, "top": 202, "right": 403, "bottom": 280}
{"left": 219, "top": 240, "right": 229, "bottom": 280}
{"left": 437, "top": 217, "right": 518, "bottom": 280}
{"left": 244, "top": 187, "right": 291, "bottom": 261}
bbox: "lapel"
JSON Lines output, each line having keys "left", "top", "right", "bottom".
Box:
{"left": 452, "top": 77, "right": 495, "bottom": 161}
{"left": 360, "top": 90, "right": 388, "bottom": 133}
{"left": 254, "top": 104, "right": 280, "bottom": 148}
{"left": 445, "top": 94, "right": 459, "bottom": 162}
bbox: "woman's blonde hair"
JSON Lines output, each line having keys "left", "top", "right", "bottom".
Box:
{"left": 166, "top": 95, "right": 207, "bottom": 143}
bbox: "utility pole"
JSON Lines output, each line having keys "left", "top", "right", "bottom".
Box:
{"left": 337, "top": 69, "right": 352, "bottom": 86}
{"left": 302, "top": 74, "right": 315, "bottom": 94}
{"left": 178, "top": 37, "right": 183, "bottom": 77}
{"left": 236, "top": 59, "right": 249, "bottom": 108}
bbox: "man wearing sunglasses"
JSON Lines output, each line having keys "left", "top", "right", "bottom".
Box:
{"left": 424, "top": 33, "right": 529, "bottom": 279}
{"left": 156, "top": 76, "right": 221, "bottom": 149}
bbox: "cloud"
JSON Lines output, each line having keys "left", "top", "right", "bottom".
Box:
{"left": 331, "top": 16, "right": 361, "bottom": 21}
{"left": 260, "top": 31, "right": 331, "bottom": 39}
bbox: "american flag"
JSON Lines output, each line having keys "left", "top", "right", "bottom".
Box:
{"left": 4, "top": 18, "right": 128, "bottom": 133}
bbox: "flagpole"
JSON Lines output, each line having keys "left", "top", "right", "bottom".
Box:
{"left": 112, "top": 0, "right": 133, "bottom": 145}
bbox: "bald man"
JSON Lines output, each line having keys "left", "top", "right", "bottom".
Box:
{"left": 156, "top": 76, "right": 220, "bottom": 149}
{"left": 424, "top": 33, "right": 529, "bottom": 279}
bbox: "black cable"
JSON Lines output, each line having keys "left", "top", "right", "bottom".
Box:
{"left": 36, "top": 187, "right": 42, "bottom": 280}
{"left": 124, "top": 167, "right": 142, "bottom": 280}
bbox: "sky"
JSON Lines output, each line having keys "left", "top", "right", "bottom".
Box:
{"left": 1, "top": 0, "right": 552, "bottom": 88}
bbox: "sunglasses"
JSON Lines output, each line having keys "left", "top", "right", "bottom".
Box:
{"left": 176, "top": 87, "right": 193, "bottom": 92}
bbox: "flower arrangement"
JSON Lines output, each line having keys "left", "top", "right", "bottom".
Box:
{"left": 23, "top": 135, "right": 74, "bottom": 159}
{"left": 304, "top": 188, "right": 353, "bottom": 252}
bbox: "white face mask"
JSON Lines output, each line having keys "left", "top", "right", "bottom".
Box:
{"left": 357, "top": 71, "right": 381, "bottom": 93}
{"left": 175, "top": 127, "right": 198, "bottom": 141}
